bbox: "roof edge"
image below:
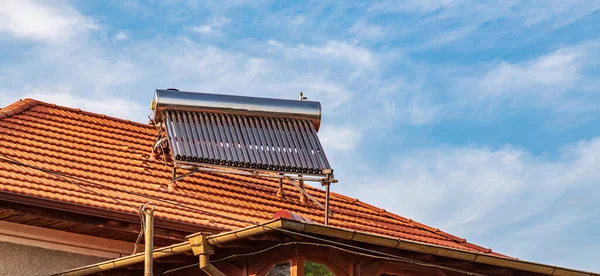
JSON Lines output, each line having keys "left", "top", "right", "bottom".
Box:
{"left": 0, "top": 191, "right": 223, "bottom": 235}
{"left": 328, "top": 189, "right": 497, "bottom": 255}
{"left": 57, "top": 218, "right": 599, "bottom": 276}
{"left": 0, "top": 98, "right": 151, "bottom": 128}
{"left": 274, "top": 219, "right": 593, "bottom": 275}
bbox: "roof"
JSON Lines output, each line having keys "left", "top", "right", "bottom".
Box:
{"left": 0, "top": 98, "right": 501, "bottom": 256}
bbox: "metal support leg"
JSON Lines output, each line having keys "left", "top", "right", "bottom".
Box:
{"left": 325, "top": 182, "right": 330, "bottom": 225}
{"left": 298, "top": 176, "right": 307, "bottom": 203}
{"left": 169, "top": 167, "right": 176, "bottom": 191}
{"left": 276, "top": 174, "right": 284, "bottom": 197}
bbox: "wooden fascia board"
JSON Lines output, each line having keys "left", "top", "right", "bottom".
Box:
{"left": 0, "top": 220, "right": 142, "bottom": 258}
{"left": 0, "top": 191, "right": 223, "bottom": 234}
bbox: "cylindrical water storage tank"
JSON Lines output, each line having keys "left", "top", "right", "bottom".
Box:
{"left": 151, "top": 89, "right": 322, "bottom": 132}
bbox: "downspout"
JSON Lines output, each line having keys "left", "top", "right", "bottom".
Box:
{"left": 187, "top": 232, "right": 226, "bottom": 276}
{"left": 143, "top": 205, "right": 154, "bottom": 276}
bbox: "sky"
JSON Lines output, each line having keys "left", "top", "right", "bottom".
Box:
{"left": 1, "top": 0, "right": 599, "bottom": 272}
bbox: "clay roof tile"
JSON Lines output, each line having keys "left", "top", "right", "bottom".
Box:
{"left": 0, "top": 98, "right": 505, "bottom": 256}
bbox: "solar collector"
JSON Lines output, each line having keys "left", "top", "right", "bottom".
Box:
{"left": 152, "top": 90, "right": 331, "bottom": 175}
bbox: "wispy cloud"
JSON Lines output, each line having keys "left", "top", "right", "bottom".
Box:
{"left": 478, "top": 48, "right": 586, "bottom": 98}
{"left": 273, "top": 40, "right": 376, "bottom": 67}
{"left": 191, "top": 16, "right": 231, "bottom": 35}
{"left": 346, "top": 137, "right": 600, "bottom": 270}
{"left": 367, "top": 0, "right": 600, "bottom": 50}
{"left": 289, "top": 15, "right": 305, "bottom": 26}
{"left": 113, "top": 31, "right": 129, "bottom": 41}
{"left": 319, "top": 125, "right": 362, "bottom": 151}
{"left": 348, "top": 20, "right": 385, "bottom": 40}
{"left": 446, "top": 41, "right": 600, "bottom": 121}
{"left": 16, "top": 88, "right": 145, "bottom": 120}
{"left": 369, "top": 0, "right": 462, "bottom": 14}
{"left": 0, "top": 0, "right": 98, "bottom": 42}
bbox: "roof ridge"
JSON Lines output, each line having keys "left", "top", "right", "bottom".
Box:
{"left": 0, "top": 98, "right": 42, "bottom": 119}
{"left": 0, "top": 98, "right": 152, "bottom": 128}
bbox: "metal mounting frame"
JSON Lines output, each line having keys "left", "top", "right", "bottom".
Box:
{"left": 169, "top": 162, "right": 336, "bottom": 225}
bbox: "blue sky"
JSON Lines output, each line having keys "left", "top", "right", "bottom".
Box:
{"left": 1, "top": 0, "right": 600, "bottom": 272}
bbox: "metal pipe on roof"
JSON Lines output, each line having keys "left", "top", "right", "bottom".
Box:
{"left": 164, "top": 111, "right": 181, "bottom": 160}
{"left": 188, "top": 112, "right": 208, "bottom": 162}
{"left": 258, "top": 117, "right": 280, "bottom": 170}
{"left": 151, "top": 89, "right": 322, "bottom": 132}
{"left": 234, "top": 116, "right": 254, "bottom": 167}
{"left": 180, "top": 112, "right": 198, "bottom": 162}
{"left": 268, "top": 118, "right": 292, "bottom": 171}
{"left": 222, "top": 114, "right": 239, "bottom": 166}
{"left": 174, "top": 111, "right": 191, "bottom": 160}
{"left": 213, "top": 114, "right": 233, "bottom": 166}
{"left": 203, "top": 113, "right": 224, "bottom": 165}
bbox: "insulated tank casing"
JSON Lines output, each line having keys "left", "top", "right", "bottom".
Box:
{"left": 151, "top": 89, "right": 322, "bottom": 132}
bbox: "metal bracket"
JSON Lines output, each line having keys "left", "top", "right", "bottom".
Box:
{"left": 187, "top": 232, "right": 214, "bottom": 256}
{"left": 186, "top": 233, "right": 226, "bottom": 276}
{"left": 171, "top": 163, "right": 328, "bottom": 183}
{"left": 167, "top": 165, "right": 336, "bottom": 226}
{"left": 285, "top": 177, "right": 333, "bottom": 217}
{"left": 170, "top": 168, "right": 199, "bottom": 184}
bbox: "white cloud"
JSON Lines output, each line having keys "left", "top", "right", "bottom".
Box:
{"left": 0, "top": 0, "right": 97, "bottom": 42}
{"left": 0, "top": 22, "right": 142, "bottom": 121}
{"left": 310, "top": 41, "right": 374, "bottom": 67}
{"left": 191, "top": 16, "right": 230, "bottom": 35}
{"left": 318, "top": 125, "right": 362, "bottom": 152}
{"left": 113, "top": 31, "right": 129, "bottom": 41}
{"left": 370, "top": 0, "right": 600, "bottom": 26}
{"left": 0, "top": 41, "right": 141, "bottom": 92}
{"left": 478, "top": 48, "right": 585, "bottom": 98}
{"left": 368, "top": 0, "right": 600, "bottom": 51}
{"left": 517, "top": 0, "right": 600, "bottom": 27}
{"left": 267, "top": 39, "right": 282, "bottom": 46}
{"left": 1, "top": 33, "right": 386, "bottom": 129}
{"left": 369, "top": 0, "right": 462, "bottom": 14}
{"left": 345, "top": 138, "right": 600, "bottom": 270}
{"left": 349, "top": 21, "right": 385, "bottom": 40}
{"left": 191, "top": 25, "right": 212, "bottom": 34}
{"left": 290, "top": 15, "right": 304, "bottom": 26}
{"left": 18, "top": 89, "right": 145, "bottom": 121}
{"left": 410, "top": 41, "right": 600, "bottom": 124}
{"left": 275, "top": 41, "right": 375, "bottom": 67}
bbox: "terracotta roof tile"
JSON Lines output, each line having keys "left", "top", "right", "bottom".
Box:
{"left": 0, "top": 98, "right": 506, "bottom": 256}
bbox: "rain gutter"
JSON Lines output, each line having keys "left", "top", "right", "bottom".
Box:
{"left": 57, "top": 218, "right": 599, "bottom": 276}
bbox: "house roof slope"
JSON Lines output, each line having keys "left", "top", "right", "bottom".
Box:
{"left": 0, "top": 98, "right": 501, "bottom": 256}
